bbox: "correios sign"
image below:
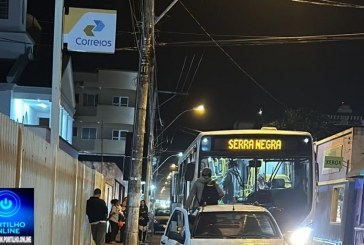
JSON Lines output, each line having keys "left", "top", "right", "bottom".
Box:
{"left": 64, "top": 8, "right": 117, "bottom": 53}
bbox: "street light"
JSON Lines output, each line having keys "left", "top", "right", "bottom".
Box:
{"left": 152, "top": 152, "right": 182, "bottom": 176}
{"left": 147, "top": 105, "right": 204, "bottom": 208}
{"left": 170, "top": 163, "right": 177, "bottom": 170}
{"left": 155, "top": 104, "right": 205, "bottom": 142}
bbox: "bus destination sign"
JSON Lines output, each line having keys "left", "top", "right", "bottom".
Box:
{"left": 228, "top": 139, "right": 282, "bottom": 150}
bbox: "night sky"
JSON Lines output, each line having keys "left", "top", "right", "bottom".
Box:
{"left": 27, "top": 0, "right": 364, "bottom": 157}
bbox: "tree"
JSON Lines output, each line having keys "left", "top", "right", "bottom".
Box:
{"left": 267, "top": 108, "right": 338, "bottom": 141}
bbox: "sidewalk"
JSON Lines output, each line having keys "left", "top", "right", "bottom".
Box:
{"left": 145, "top": 234, "right": 161, "bottom": 245}
{"left": 106, "top": 234, "right": 161, "bottom": 245}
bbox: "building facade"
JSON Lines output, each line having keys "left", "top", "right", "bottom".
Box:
{"left": 72, "top": 69, "right": 137, "bottom": 157}
{"left": 0, "top": 0, "right": 75, "bottom": 144}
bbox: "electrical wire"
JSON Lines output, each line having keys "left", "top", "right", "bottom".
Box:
{"left": 186, "top": 52, "right": 204, "bottom": 94}
{"left": 288, "top": 0, "right": 364, "bottom": 8}
{"left": 180, "top": 54, "right": 195, "bottom": 92}
{"left": 179, "top": 1, "right": 288, "bottom": 109}
{"left": 175, "top": 56, "right": 188, "bottom": 92}
{"left": 158, "top": 32, "right": 364, "bottom": 47}
{"left": 128, "top": 0, "right": 141, "bottom": 54}
{"left": 178, "top": 127, "right": 200, "bottom": 137}
{"left": 115, "top": 32, "right": 364, "bottom": 51}
{"left": 158, "top": 56, "right": 188, "bottom": 108}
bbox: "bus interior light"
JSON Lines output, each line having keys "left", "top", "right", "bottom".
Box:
{"left": 201, "top": 137, "right": 211, "bottom": 151}
{"left": 202, "top": 137, "right": 209, "bottom": 144}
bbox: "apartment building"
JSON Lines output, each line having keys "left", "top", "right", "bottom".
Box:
{"left": 73, "top": 69, "right": 137, "bottom": 157}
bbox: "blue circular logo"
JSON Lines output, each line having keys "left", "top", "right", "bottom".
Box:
{"left": 0, "top": 190, "right": 21, "bottom": 218}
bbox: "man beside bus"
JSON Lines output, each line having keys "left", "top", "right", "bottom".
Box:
{"left": 185, "top": 167, "right": 224, "bottom": 210}
{"left": 222, "top": 160, "right": 241, "bottom": 204}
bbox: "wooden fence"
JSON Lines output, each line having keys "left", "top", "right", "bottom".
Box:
{"left": 0, "top": 113, "right": 105, "bottom": 245}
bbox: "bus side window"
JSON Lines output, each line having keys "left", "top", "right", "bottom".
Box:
{"left": 185, "top": 162, "right": 195, "bottom": 181}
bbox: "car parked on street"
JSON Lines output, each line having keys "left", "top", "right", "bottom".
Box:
{"left": 154, "top": 207, "right": 171, "bottom": 234}
{"left": 160, "top": 204, "right": 287, "bottom": 245}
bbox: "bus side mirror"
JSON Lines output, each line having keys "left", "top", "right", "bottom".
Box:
{"left": 249, "top": 160, "right": 262, "bottom": 168}
{"left": 185, "top": 162, "right": 195, "bottom": 181}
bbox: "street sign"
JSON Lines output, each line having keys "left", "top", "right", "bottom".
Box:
{"left": 64, "top": 7, "right": 117, "bottom": 54}
{"left": 324, "top": 156, "right": 343, "bottom": 169}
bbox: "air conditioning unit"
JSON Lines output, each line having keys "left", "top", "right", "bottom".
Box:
{"left": 0, "top": 0, "right": 27, "bottom": 32}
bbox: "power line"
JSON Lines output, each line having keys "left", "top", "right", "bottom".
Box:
{"left": 158, "top": 56, "right": 189, "bottom": 108}
{"left": 179, "top": 1, "right": 288, "bottom": 110}
{"left": 174, "top": 56, "right": 188, "bottom": 92}
{"left": 186, "top": 52, "right": 204, "bottom": 94}
{"left": 158, "top": 32, "right": 364, "bottom": 47}
{"left": 115, "top": 32, "right": 364, "bottom": 51}
{"left": 289, "top": 0, "right": 364, "bottom": 8}
{"left": 128, "top": 0, "right": 141, "bottom": 54}
{"left": 180, "top": 54, "right": 195, "bottom": 92}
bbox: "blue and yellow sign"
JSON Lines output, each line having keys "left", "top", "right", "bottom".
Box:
{"left": 0, "top": 188, "right": 34, "bottom": 244}
{"left": 64, "top": 8, "right": 117, "bottom": 53}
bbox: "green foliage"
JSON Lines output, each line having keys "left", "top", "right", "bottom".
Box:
{"left": 266, "top": 108, "right": 339, "bottom": 141}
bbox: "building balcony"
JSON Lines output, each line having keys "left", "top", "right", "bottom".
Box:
{"left": 73, "top": 138, "right": 126, "bottom": 156}
{"left": 76, "top": 105, "right": 134, "bottom": 125}
{"left": 97, "top": 105, "right": 134, "bottom": 125}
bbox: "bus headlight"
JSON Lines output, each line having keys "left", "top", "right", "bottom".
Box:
{"left": 289, "top": 227, "right": 312, "bottom": 245}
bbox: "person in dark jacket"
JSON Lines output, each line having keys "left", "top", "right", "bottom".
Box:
{"left": 185, "top": 167, "right": 224, "bottom": 209}
{"left": 138, "top": 199, "right": 149, "bottom": 243}
{"left": 86, "top": 188, "right": 108, "bottom": 245}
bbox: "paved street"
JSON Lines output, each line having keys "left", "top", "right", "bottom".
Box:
{"left": 145, "top": 234, "right": 162, "bottom": 245}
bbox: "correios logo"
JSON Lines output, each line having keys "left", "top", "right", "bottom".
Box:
{"left": 64, "top": 8, "right": 117, "bottom": 53}
{"left": 83, "top": 20, "right": 105, "bottom": 36}
{"left": 76, "top": 19, "right": 112, "bottom": 47}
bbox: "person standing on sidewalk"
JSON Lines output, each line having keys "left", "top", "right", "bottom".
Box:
{"left": 86, "top": 188, "right": 108, "bottom": 245}
{"left": 108, "top": 199, "right": 121, "bottom": 244}
{"left": 138, "top": 200, "right": 149, "bottom": 243}
{"left": 119, "top": 197, "right": 128, "bottom": 243}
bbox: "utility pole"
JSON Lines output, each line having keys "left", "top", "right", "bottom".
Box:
{"left": 144, "top": 0, "right": 185, "bottom": 210}
{"left": 125, "top": 0, "right": 154, "bottom": 244}
{"left": 145, "top": 89, "right": 156, "bottom": 206}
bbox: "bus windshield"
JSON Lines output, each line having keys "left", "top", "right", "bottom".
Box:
{"left": 200, "top": 156, "right": 312, "bottom": 232}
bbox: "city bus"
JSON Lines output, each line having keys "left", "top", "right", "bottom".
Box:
{"left": 171, "top": 127, "right": 316, "bottom": 244}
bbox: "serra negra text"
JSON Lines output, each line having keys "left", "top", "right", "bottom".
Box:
{"left": 228, "top": 139, "right": 282, "bottom": 150}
